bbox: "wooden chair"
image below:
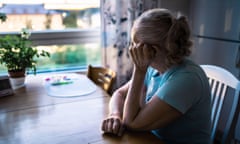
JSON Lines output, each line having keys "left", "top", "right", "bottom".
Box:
{"left": 201, "top": 65, "right": 240, "bottom": 144}
{"left": 87, "top": 65, "right": 116, "bottom": 94}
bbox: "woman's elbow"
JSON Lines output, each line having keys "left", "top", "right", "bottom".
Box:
{"left": 123, "top": 119, "right": 142, "bottom": 130}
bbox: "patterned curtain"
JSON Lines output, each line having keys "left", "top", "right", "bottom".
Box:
{"left": 101, "top": 0, "right": 161, "bottom": 89}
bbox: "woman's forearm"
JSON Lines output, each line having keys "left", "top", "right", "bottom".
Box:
{"left": 109, "top": 82, "right": 130, "bottom": 118}
{"left": 123, "top": 68, "right": 146, "bottom": 127}
{"left": 109, "top": 91, "right": 125, "bottom": 117}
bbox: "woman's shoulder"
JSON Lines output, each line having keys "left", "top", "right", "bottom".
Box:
{"left": 178, "top": 59, "right": 203, "bottom": 74}
{"left": 174, "top": 59, "right": 209, "bottom": 87}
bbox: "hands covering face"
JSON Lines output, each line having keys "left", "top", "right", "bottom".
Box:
{"left": 129, "top": 43, "right": 156, "bottom": 71}
{"left": 101, "top": 43, "right": 156, "bottom": 137}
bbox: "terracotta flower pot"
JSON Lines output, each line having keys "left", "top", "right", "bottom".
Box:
{"left": 8, "top": 69, "right": 26, "bottom": 78}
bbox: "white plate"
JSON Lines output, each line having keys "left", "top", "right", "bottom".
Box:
{"left": 43, "top": 73, "right": 96, "bottom": 98}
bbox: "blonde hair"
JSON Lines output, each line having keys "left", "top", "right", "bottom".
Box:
{"left": 132, "top": 8, "right": 192, "bottom": 67}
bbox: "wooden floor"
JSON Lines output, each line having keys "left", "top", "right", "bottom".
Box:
{"left": 0, "top": 74, "right": 165, "bottom": 144}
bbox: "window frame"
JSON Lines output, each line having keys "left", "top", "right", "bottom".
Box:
{"left": 0, "top": 29, "right": 100, "bottom": 46}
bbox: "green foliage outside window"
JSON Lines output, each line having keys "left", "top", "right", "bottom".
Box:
{"left": 51, "top": 45, "right": 87, "bottom": 64}
{"left": 0, "top": 44, "right": 101, "bottom": 74}
{"left": 63, "top": 11, "right": 78, "bottom": 28}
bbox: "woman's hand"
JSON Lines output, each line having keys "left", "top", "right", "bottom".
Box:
{"left": 101, "top": 115, "right": 125, "bottom": 136}
{"left": 129, "top": 43, "right": 155, "bottom": 72}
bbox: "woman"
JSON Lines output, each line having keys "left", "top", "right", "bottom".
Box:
{"left": 101, "top": 8, "right": 211, "bottom": 144}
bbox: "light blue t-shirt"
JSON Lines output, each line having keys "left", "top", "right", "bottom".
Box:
{"left": 144, "top": 59, "right": 211, "bottom": 144}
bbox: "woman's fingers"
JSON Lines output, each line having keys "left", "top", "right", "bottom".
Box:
{"left": 129, "top": 44, "right": 138, "bottom": 65}
{"left": 101, "top": 119, "right": 108, "bottom": 132}
{"left": 129, "top": 43, "right": 145, "bottom": 66}
{"left": 101, "top": 117, "right": 124, "bottom": 136}
{"left": 112, "top": 118, "right": 121, "bottom": 134}
{"left": 135, "top": 43, "right": 144, "bottom": 64}
{"left": 143, "top": 44, "right": 150, "bottom": 60}
{"left": 106, "top": 119, "right": 114, "bottom": 133}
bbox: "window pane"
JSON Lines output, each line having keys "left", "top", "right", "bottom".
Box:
{"left": 36, "top": 44, "right": 101, "bottom": 73}
{"left": 0, "top": 43, "right": 101, "bottom": 75}
{"left": 0, "top": 1, "right": 100, "bottom": 32}
{"left": 0, "top": 1, "right": 101, "bottom": 75}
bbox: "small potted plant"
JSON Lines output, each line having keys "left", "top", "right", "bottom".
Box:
{"left": 0, "top": 27, "right": 50, "bottom": 89}
{"left": 0, "top": 13, "right": 7, "bottom": 22}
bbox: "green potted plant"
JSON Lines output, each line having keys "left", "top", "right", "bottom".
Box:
{"left": 0, "top": 13, "right": 7, "bottom": 22}
{"left": 0, "top": 27, "right": 50, "bottom": 89}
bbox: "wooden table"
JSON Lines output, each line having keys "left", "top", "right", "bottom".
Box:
{"left": 0, "top": 74, "right": 165, "bottom": 144}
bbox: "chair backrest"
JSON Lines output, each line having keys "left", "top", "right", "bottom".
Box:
{"left": 201, "top": 65, "right": 240, "bottom": 143}
{"left": 87, "top": 65, "right": 116, "bottom": 94}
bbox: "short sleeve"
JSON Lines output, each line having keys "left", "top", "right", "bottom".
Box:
{"left": 144, "top": 67, "right": 155, "bottom": 86}
{"left": 155, "top": 72, "right": 203, "bottom": 113}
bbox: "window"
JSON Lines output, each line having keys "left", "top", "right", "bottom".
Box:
{"left": 0, "top": 0, "right": 101, "bottom": 75}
